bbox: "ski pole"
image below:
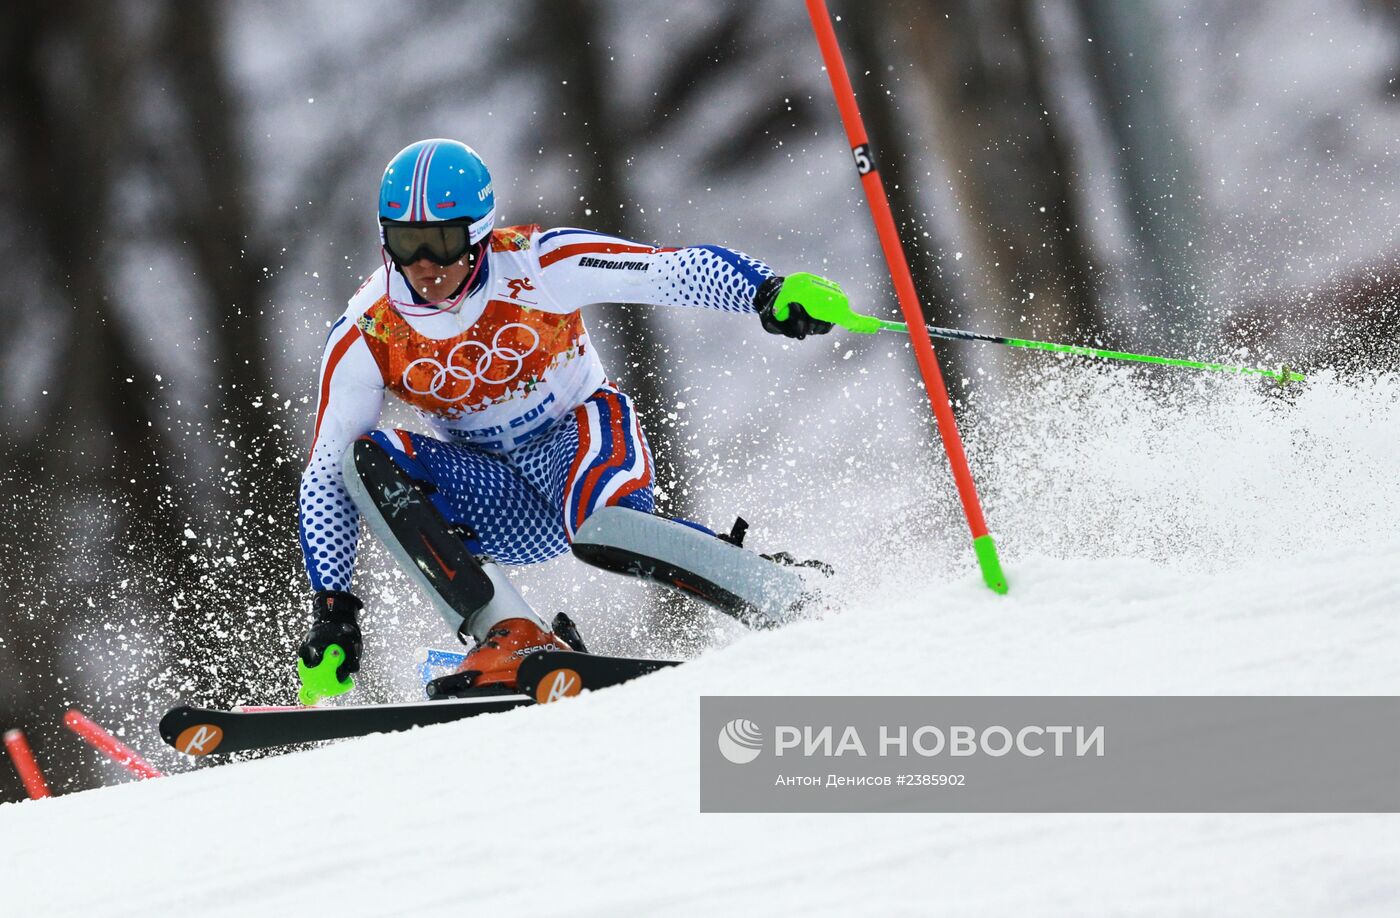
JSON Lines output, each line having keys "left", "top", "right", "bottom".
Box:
{"left": 773, "top": 273, "right": 1304, "bottom": 384}
{"left": 806, "top": 0, "right": 1007, "bottom": 595}
{"left": 872, "top": 319, "right": 1304, "bottom": 383}
{"left": 793, "top": 287, "right": 1305, "bottom": 383}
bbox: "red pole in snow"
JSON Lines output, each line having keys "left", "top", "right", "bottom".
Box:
{"left": 63, "top": 710, "right": 165, "bottom": 780}
{"left": 804, "top": 0, "right": 1007, "bottom": 594}
{"left": 4, "top": 728, "right": 52, "bottom": 800}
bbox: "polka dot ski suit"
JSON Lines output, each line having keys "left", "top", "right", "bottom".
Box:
{"left": 299, "top": 225, "right": 772, "bottom": 591}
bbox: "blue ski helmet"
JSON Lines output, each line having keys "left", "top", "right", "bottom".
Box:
{"left": 378, "top": 139, "right": 495, "bottom": 248}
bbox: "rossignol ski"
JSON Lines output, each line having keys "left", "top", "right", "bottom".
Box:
{"left": 161, "top": 650, "right": 681, "bottom": 756}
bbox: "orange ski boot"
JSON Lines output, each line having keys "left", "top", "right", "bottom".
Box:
{"left": 455, "top": 617, "right": 570, "bottom": 692}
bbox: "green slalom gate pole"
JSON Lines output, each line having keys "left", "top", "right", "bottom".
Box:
{"left": 807, "top": 0, "right": 1008, "bottom": 595}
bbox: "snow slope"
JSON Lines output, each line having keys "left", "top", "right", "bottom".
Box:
{"left": 3, "top": 369, "right": 1399, "bottom": 916}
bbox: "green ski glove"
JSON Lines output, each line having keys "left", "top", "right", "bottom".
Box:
{"left": 758, "top": 272, "right": 883, "bottom": 335}
{"left": 297, "top": 590, "right": 362, "bottom": 706}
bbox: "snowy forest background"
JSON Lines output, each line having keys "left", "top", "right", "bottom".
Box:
{"left": 2, "top": 0, "right": 1398, "bottom": 801}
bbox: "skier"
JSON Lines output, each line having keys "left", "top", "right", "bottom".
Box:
{"left": 296, "top": 138, "right": 844, "bottom": 704}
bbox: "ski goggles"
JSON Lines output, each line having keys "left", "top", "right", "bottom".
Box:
{"left": 380, "top": 220, "right": 475, "bottom": 267}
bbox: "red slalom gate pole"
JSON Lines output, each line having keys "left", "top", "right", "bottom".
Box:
{"left": 4, "top": 728, "right": 52, "bottom": 800}
{"left": 804, "top": 0, "right": 1007, "bottom": 594}
{"left": 64, "top": 710, "right": 165, "bottom": 780}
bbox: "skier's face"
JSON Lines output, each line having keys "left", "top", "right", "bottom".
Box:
{"left": 401, "top": 255, "right": 472, "bottom": 301}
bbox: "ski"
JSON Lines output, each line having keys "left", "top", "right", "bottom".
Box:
{"left": 516, "top": 650, "right": 681, "bottom": 704}
{"left": 159, "top": 695, "right": 530, "bottom": 757}
{"left": 161, "top": 651, "right": 682, "bottom": 756}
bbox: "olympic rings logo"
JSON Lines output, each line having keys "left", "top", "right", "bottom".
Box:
{"left": 403, "top": 323, "right": 541, "bottom": 403}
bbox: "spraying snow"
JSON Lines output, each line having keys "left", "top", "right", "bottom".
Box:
{"left": 3, "top": 367, "right": 1398, "bottom": 915}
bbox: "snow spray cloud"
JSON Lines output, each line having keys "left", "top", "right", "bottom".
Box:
{"left": 804, "top": 362, "right": 1400, "bottom": 605}
{"left": 965, "top": 364, "right": 1400, "bottom": 571}
{"left": 604, "top": 352, "right": 1400, "bottom": 644}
